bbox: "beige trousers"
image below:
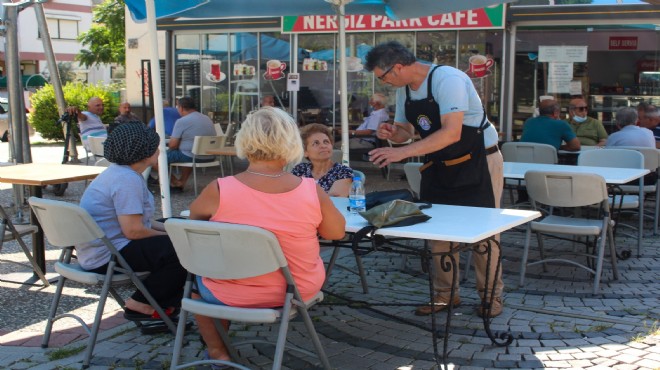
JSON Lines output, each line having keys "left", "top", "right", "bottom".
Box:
{"left": 428, "top": 150, "right": 504, "bottom": 300}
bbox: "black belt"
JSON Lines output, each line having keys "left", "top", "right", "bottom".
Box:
{"left": 486, "top": 145, "right": 499, "bottom": 156}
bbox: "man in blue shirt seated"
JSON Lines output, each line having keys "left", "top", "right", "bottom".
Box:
{"left": 606, "top": 107, "right": 655, "bottom": 148}
{"left": 521, "top": 99, "right": 581, "bottom": 151}
{"left": 148, "top": 99, "right": 181, "bottom": 137}
{"left": 637, "top": 103, "right": 660, "bottom": 149}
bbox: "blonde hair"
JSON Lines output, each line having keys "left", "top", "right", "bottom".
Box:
{"left": 235, "top": 107, "right": 303, "bottom": 164}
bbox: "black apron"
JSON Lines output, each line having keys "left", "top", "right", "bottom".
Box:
{"left": 405, "top": 65, "right": 494, "bottom": 208}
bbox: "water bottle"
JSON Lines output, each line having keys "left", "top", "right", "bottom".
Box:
{"left": 349, "top": 176, "right": 366, "bottom": 214}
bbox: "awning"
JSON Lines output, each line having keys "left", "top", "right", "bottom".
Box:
{"left": 0, "top": 74, "right": 48, "bottom": 88}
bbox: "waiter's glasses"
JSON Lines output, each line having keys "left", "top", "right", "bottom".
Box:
{"left": 377, "top": 65, "right": 395, "bottom": 81}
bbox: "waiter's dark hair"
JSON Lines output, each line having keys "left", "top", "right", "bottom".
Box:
{"left": 365, "top": 41, "right": 416, "bottom": 72}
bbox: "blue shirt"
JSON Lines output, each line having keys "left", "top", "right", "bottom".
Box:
{"left": 521, "top": 115, "right": 577, "bottom": 150}
{"left": 148, "top": 107, "right": 181, "bottom": 137}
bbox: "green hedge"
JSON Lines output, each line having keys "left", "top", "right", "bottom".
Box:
{"left": 29, "top": 83, "right": 118, "bottom": 141}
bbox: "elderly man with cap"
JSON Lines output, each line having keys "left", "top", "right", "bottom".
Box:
{"left": 78, "top": 123, "right": 186, "bottom": 321}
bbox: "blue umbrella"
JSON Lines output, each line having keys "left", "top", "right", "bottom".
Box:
{"left": 125, "top": 0, "right": 515, "bottom": 216}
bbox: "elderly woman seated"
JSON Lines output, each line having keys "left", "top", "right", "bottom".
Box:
{"left": 291, "top": 123, "right": 354, "bottom": 197}
{"left": 188, "top": 107, "right": 346, "bottom": 364}
{"left": 79, "top": 123, "right": 186, "bottom": 321}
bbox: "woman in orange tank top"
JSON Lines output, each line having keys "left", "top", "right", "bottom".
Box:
{"left": 188, "top": 107, "right": 346, "bottom": 365}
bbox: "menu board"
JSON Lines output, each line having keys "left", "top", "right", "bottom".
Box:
{"left": 538, "top": 46, "right": 588, "bottom": 63}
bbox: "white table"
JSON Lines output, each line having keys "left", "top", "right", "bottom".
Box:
{"left": 329, "top": 197, "right": 540, "bottom": 366}
{"left": 503, "top": 161, "right": 650, "bottom": 256}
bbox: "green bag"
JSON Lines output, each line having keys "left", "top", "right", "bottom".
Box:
{"left": 358, "top": 199, "right": 431, "bottom": 228}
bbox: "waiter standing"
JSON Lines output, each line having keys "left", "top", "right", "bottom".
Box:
{"left": 365, "top": 41, "right": 504, "bottom": 317}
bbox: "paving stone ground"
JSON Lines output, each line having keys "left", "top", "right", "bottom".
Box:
{"left": 0, "top": 140, "right": 658, "bottom": 369}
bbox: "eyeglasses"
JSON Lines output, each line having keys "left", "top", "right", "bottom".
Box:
{"left": 573, "top": 106, "right": 588, "bottom": 112}
{"left": 377, "top": 65, "right": 395, "bottom": 81}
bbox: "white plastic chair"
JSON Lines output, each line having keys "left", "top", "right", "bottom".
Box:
{"left": 169, "top": 135, "right": 225, "bottom": 196}
{"left": 612, "top": 146, "right": 660, "bottom": 235}
{"left": 165, "top": 219, "right": 332, "bottom": 370}
{"left": 578, "top": 149, "right": 645, "bottom": 255}
{"left": 28, "top": 197, "right": 176, "bottom": 368}
{"left": 502, "top": 142, "right": 558, "bottom": 205}
{"left": 520, "top": 171, "right": 618, "bottom": 294}
{"left": 0, "top": 204, "right": 48, "bottom": 286}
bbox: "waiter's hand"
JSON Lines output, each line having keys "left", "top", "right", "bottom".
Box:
{"left": 368, "top": 146, "right": 408, "bottom": 168}
{"left": 377, "top": 122, "right": 397, "bottom": 140}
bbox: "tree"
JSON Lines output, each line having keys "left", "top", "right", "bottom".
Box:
{"left": 76, "top": 0, "right": 126, "bottom": 68}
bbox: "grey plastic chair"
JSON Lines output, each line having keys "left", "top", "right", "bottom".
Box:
{"left": 520, "top": 171, "right": 618, "bottom": 294}
{"left": 165, "top": 218, "right": 331, "bottom": 370}
{"left": 28, "top": 197, "right": 177, "bottom": 369}
{"left": 501, "top": 142, "right": 558, "bottom": 206}
{"left": 170, "top": 135, "right": 225, "bottom": 196}
{"left": 611, "top": 146, "right": 660, "bottom": 235}
{"left": 0, "top": 204, "right": 48, "bottom": 286}
{"left": 403, "top": 162, "right": 422, "bottom": 199}
{"left": 578, "top": 148, "right": 645, "bottom": 255}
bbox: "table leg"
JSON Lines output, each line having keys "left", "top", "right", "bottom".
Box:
{"left": 29, "top": 185, "right": 46, "bottom": 276}
{"left": 477, "top": 239, "right": 514, "bottom": 347}
{"left": 637, "top": 177, "right": 644, "bottom": 257}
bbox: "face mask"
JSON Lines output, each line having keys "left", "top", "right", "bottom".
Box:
{"left": 573, "top": 115, "right": 587, "bottom": 123}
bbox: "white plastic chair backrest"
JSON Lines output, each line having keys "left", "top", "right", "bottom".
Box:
{"left": 88, "top": 136, "right": 105, "bottom": 157}
{"left": 525, "top": 171, "right": 609, "bottom": 208}
{"left": 353, "top": 170, "right": 366, "bottom": 186}
{"left": 213, "top": 123, "right": 224, "bottom": 136}
{"left": 192, "top": 135, "right": 225, "bottom": 156}
{"left": 611, "top": 146, "right": 660, "bottom": 172}
{"left": 28, "top": 197, "right": 105, "bottom": 247}
{"left": 403, "top": 162, "right": 423, "bottom": 197}
{"left": 501, "top": 142, "right": 558, "bottom": 164}
{"left": 577, "top": 148, "right": 643, "bottom": 170}
{"left": 164, "top": 219, "right": 286, "bottom": 280}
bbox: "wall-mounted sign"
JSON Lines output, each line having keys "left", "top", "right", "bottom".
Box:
{"left": 282, "top": 4, "right": 505, "bottom": 33}
{"left": 538, "top": 46, "right": 588, "bottom": 63}
{"left": 609, "top": 36, "right": 638, "bottom": 50}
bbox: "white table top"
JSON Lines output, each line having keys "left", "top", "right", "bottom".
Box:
{"left": 0, "top": 163, "right": 106, "bottom": 186}
{"left": 332, "top": 197, "right": 540, "bottom": 244}
{"left": 503, "top": 162, "right": 649, "bottom": 184}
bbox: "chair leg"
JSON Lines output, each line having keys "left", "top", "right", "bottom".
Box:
{"left": 607, "top": 223, "right": 619, "bottom": 280}
{"left": 462, "top": 250, "right": 472, "bottom": 282}
{"left": 170, "top": 308, "right": 189, "bottom": 370}
{"left": 519, "top": 225, "right": 532, "bottom": 288}
{"left": 353, "top": 252, "right": 369, "bottom": 294}
{"left": 536, "top": 232, "right": 548, "bottom": 272}
{"left": 82, "top": 261, "right": 116, "bottom": 368}
{"left": 192, "top": 165, "right": 198, "bottom": 197}
{"left": 272, "top": 291, "right": 294, "bottom": 370}
{"left": 297, "top": 306, "right": 332, "bottom": 370}
{"left": 592, "top": 227, "right": 608, "bottom": 294}
{"left": 41, "top": 275, "right": 66, "bottom": 348}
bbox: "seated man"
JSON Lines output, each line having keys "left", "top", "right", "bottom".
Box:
{"left": 638, "top": 103, "right": 660, "bottom": 149}
{"left": 606, "top": 107, "right": 655, "bottom": 148}
{"left": 68, "top": 97, "right": 107, "bottom": 151}
{"left": 566, "top": 97, "right": 607, "bottom": 146}
{"left": 150, "top": 97, "right": 215, "bottom": 191}
{"left": 109, "top": 101, "right": 142, "bottom": 134}
{"left": 521, "top": 99, "right": 580, "bottom": 151}
{"left": 340, "top": 93, "right": 389, "bottom": 149}
{"left": 148, "top": 99, "right": 181, "bottom": 137}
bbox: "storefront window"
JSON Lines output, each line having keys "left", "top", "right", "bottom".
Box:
{"left": 258, "top": 32, "right": 291, "bottom": 111}
{"left": 298, "top": 34, "right": 336, "bottom": 125}
{"left": 417, "top": 31, "right": 457, "bottom": 66}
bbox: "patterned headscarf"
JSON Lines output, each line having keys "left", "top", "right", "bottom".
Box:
{"left": 103, "top": 122, "right": 159, "bottom": 165}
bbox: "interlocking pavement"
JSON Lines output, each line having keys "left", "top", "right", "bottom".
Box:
{"left": 0, "top": 142, "right": 658, "bottom": 369}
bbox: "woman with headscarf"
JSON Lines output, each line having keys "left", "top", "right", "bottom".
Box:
{"left": 189, "top": 107, "right": 345, "bottom": 365}
{"left": 78, "top": 122, "right": 186, "bottom": 321}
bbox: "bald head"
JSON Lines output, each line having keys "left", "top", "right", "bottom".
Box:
{"left": 87, "top": 97, "right": 104, "bottom": 116}
{"left": 539, "top": 99, "right": 560, "bottom": 117}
